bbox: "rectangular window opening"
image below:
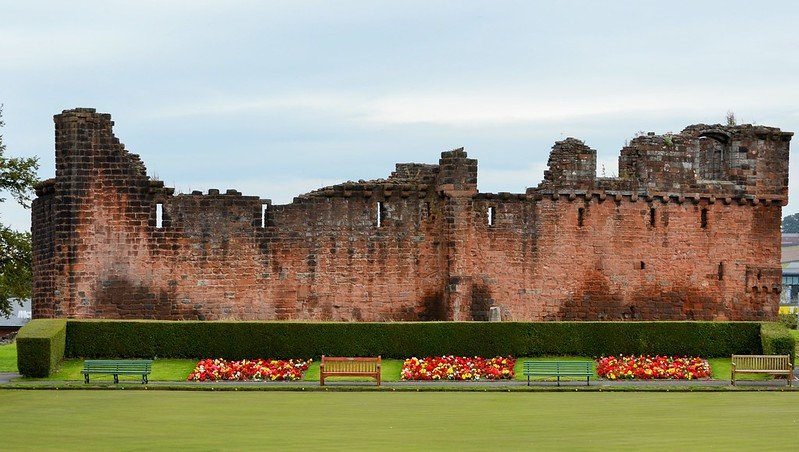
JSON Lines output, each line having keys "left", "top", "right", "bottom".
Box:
{"left": 639, "top": 261, "right": 646, "bottom": 270}
{"left": 156, "top": 203, "right": 163, "bottom": 228}
{"left": 487, "top": 206, "right": 495, "bottom": 226}
{"left": 649, "top": 208, "right": 656, "bottom": 227}
{"left": 261, "top": 204, "right": 269, "bottom": 228}
{"left": 718, "top": 262, "right": 724, "bottom": 281}
{"left": 577, "top": 207, "right": 585, "bottom": 227}
{"left": 701, "top": 208, "right": 708, "bottom": 229}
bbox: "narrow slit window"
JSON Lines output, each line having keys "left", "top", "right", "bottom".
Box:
{"left": 700, "top": 208, "right": 708, "bottom": 229}
{"left": 261, "top": 204, "right": 268, "bottom": 228}
{"left": 156, "top": 203, "right": 163, "bottom": 228}
{"left": 649, "top": 208, "right": 656, "bottom": 227}
{"left": 640, "top": 261, "right": 646, "bottom": 270}
{"left": 487, "top": 207, "right": 495, "bottom": 226}
{"left": 718, "top": 262, "right": 724, "bottom": 281}
{"left": 577, "top": 207, "right": 585, "bottom": 227}
{"left": 376, "top": 202, "right": 383, "bottom": 228}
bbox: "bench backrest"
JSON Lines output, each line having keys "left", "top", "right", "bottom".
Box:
{"left": 731, "top": 355, "right": 790, "bottom": 370}
{"left": 321, "top": 356, "right": 381, "bottom": 373}
{"left": 84, "top": 360, "right": 153, "bottom": 372}
{"left": 524, "top": 361, "right": 593, "bottom": 373}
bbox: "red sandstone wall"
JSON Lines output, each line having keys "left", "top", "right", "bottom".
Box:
{"left": 31, "top": 109, "right": 792, "bottom": 321}
{"left": 469, "top": 196, "right": 781, "bottom": 320}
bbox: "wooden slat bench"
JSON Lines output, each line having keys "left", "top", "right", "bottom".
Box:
{"left": 731, "top": 355, "right": 794, "bottom": 387}
{"left": 82, "top": 360, "right": 153, "bottom": 384}
{"left": 320, "top": 356, "right": 381, "bottom": 386}
{"left": 523, "top": 361, "right": 593, "bottom": 386}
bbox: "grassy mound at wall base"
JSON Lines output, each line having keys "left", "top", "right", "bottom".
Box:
{"left": 64, "top": 321, "right": 763, "bottom": 360}
{"left": 17, "top": 319, "right": 67, "bottom": 377}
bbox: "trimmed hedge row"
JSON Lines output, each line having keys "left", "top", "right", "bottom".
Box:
{"left": 760, "top": 322, "right": 796, "bottom": 362}
{"left": 16, "top": 319, "right": 67, "bottom": 378}
{"left": 64, "top": 320, "right": 764, "bottom": 360}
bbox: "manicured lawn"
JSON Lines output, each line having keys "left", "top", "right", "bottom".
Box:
{"left": 0, "top": 391, "right": 797, "bottom": 450}
{"left": 0, "top": 343, "right": 17, "bottom": 372}
{"left": 41, "top": 359, "right": 197, "bottom": 382}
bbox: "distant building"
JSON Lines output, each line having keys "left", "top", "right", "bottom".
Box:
{"left": 781, "top": 233, "right": 799, "bottom": 314}
{"left": 0, "top": 298, "right": 32, "bottom": 333}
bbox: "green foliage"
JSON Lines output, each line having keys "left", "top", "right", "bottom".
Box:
{"left": 0, "top": 105, "right": 39, "bottom": 317}
{"left": 0, "top": 228, "right": 32, "bottom": 317}
{"left": 726, "top": 111, "right": 736, "bottom": 126}
{"left": 782, "top": 212, "right": 799, "bottom": 233}
{"left": 16, "top": 319, "right": 67, "bottom": 377}
{"left": 760, "top": 322, "right": 796, "bottom": 362}
{"left": 778, "top": 313, "right": 798, "bottom": 330}
{"left": 63, "top": 320, "right": 763, "bottom": 360}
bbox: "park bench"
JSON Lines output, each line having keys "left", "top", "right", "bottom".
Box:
{"left": 523, "top": 361, "right": 593, "bottom": 386}
{"left": 82, "top": 360, "right": 153, "bottom": 384}
{"left": 731, "top": 355, "right": 794, "bottom": 387}
{"left": 320, "top": 356, "right": 381, "bottom": 386}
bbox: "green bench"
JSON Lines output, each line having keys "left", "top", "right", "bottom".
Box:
{"left": 523, "top": 361, "right": 593, "bottom": 386}
{"left": 82, "top": 360, "right": 153, "bottom": 384}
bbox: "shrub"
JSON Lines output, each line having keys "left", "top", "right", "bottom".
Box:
{"left": 778, "top": 313, "right": 798, "bottom": 330}
{"left": 760, "top": 322, "right": 796, "bottom": 362}
{"left": 16, "top": 319, "right": 67, "bottom": 377}
{"left": 63, "top": 320, "right": 762, "bottom": 360}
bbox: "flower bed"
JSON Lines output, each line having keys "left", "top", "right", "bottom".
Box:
{"left": 187, "top": 358, "right": 312, "bottom": 382}
{"left": 401, "top": 356, "right": 516, "bottom": 381}
{"left": 596, "top": 355, "right": 711, "bottom": 380}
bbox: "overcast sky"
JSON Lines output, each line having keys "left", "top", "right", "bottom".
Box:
{"left": 2, "top": 0, "right": 798, "bottom": 231}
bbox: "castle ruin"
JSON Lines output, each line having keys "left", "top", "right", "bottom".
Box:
{"left": 32, "top": 108, "right": 792, "bottom": 321}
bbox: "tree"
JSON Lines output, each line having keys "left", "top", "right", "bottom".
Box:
{"left": 0, "top": 105, "right": 39, "bottom": 317}
{"left": 783, "top": 213, "right": 799, "bottom": 234}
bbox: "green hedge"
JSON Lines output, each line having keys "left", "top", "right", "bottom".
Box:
{"left": 16, "top": 319, "right": 67, "bottom": 377}
{"left": 760, "top": 322, "right": 796, "bottom": 362}
{"left": 64, "top": 320, "right": 762, "bottom": 360}
{"left": 778, "top": 313, "right": 798, "bottom": 330}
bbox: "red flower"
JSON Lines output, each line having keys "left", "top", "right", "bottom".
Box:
{"left": 595, "top": 355, "right": 711, "bottom": 380}
{"left": 187, "top": 358, "right": 312, "bottom": 382}
{"left": 401, "top": 356, "right": 516, "bottom": 381}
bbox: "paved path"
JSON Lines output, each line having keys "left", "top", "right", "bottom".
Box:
{"left": 2, "top": 376, "right": 795, "bottom": 390}
{"left": 0, "top": 373, "right": 21, "bottom": 384}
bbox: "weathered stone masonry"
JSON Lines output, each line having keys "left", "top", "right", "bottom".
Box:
{"left": 32, "top": 108, "right": 792, "bottom": 321}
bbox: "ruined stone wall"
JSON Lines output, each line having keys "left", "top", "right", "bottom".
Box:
{"left": 32, "top": 108, "right": 792, "bottom": 321}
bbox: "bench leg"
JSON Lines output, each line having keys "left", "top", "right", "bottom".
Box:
{"left": 84, "top": 373, "right": 89, "bottom": 384}
{"left": 586, "top": 376, "right": 590, "bottom": 387}
{"left": 377, "top": 372, "right": 381, "bottom": 387}
{"left": 731, "top": 370, "right": 735, "bottom": 386}
{"left": 527, "top": 375, "right": 530, "bottom": 387}
{"left": 557, "top": 375, "right": 560, "bottom": 387}
{"left": 114, "top": 374, "right": 119, "bottom": 384}
{"left": 320, "top": 374, "right": 325, "bottom": 386}
{"left": 142, "top": 374, "right": 148, "bottom": 384}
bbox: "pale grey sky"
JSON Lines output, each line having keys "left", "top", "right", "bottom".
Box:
{"left": 2, "top": 0, "right": 798, "bottom": 231}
